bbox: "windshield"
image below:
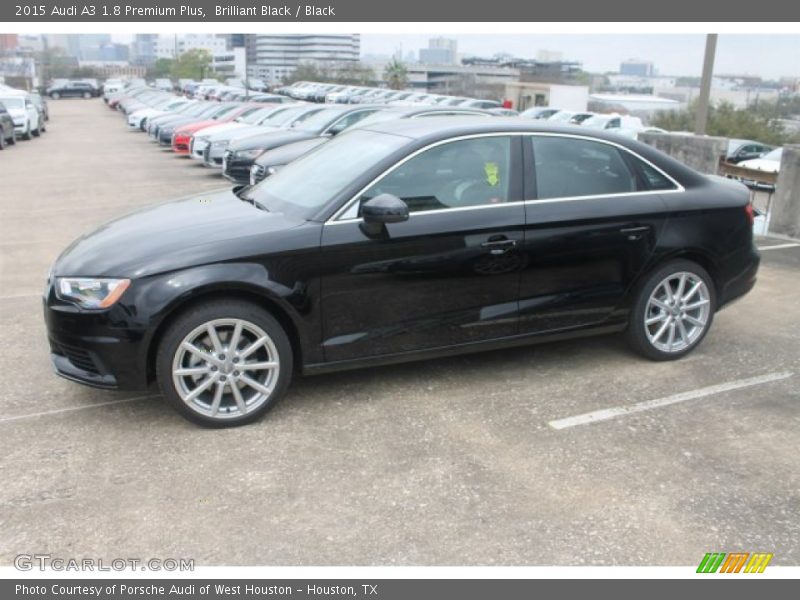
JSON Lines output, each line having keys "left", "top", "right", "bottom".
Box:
{"left": 293, "top": 108, "right": 347, "bottom": 133}
{"left": 245, "top": 130, "right": 409, "bottom": 219}
{"left": 0, "top": 97, "right": 24, "bottom": 109}
{"left": 211, "top": 104, "right": 240, "bottom": 119}
{"left": 256, "top": 106, "right": 296, "bottom": 125}
{"left": 237, "top": 106, "right": 276, "bottom": 124}
{"left": 581, "top": 115, "right": 612, "bottom": 129}
{"left": 548, "top": 111, "right": 574, "bottom": 122}
{"left": 270, "top": 106, "right": 317, "bottom": 127}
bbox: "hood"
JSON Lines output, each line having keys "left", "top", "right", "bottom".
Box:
{"left": 194, "top": 122, "right": 243, "bottom": 139}
{"left": 176, "top": 119, "right": 221, "bottom": 135}
{"left": 53, "top": 189, "right": 306, "bottom": 279}
{"left": 738, "top": 158, "right": 780, "bottom": 173}
{"left": 228, "top": 130, "right": 312, "bottom": 152}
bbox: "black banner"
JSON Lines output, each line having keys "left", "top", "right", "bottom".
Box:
{"left": 2, "top": 0, "right": 800, "bottom": 22}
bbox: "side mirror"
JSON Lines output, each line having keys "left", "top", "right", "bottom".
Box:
{"left": 360, "top": 194, "right": 409, "bottom": 236}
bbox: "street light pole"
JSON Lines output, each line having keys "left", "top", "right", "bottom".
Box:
{"left": 694, "top": 33, "right": 718, "bottom": 135}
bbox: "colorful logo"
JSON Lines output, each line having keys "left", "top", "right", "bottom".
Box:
{"left": 697, "top": 552, "right": 773, "bottom": 573}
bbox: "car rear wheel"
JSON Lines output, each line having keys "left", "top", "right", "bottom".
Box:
{"left": 51, "top": 92, "right": 60, "bottom": 100}
{"left": 626, "top": 260, "right": 715, "bottom": 361}
{"left": 156, "top": 300, "right": 293, "bottom": 427}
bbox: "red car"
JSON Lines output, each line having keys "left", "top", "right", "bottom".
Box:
{"left": 171, "top": 103, "right": 262, "bottom": 154}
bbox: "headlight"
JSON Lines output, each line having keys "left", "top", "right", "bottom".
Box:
{"left": 236, "top": 148, "right": 264, "bottom": 159}
{"left": 56, "top": 278, "right": 131, "bottom": 309}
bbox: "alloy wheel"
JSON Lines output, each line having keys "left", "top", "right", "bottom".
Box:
{"left": 644, "top": 271, "right": 711, "bottom": 353}
{"left": 171, "top": 318, "right": 280, "bottom": 420}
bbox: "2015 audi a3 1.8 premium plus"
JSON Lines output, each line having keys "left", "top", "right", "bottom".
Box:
{"left": 44, "top": 119, "right": 759, "bottom": 427}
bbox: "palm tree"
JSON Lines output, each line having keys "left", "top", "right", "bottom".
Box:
{"left": 384, "top": 58, "right": 408, "bottom": 90}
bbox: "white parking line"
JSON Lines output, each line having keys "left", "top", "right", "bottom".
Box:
{"left": 757, "top": 242, "right": 800, "bottom": 251}
{"left": 548, "top": 371, "right": 793, "bottom": 430}
{"left": 0, "top": 395, "right": 159, "bottom": 424}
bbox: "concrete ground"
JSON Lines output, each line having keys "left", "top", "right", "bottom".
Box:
{"left": 0, "top": 100, "right": 798, "bottom": 567}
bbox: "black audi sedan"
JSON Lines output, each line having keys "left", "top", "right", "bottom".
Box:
{"left": 44, "top": 119, "right": 759, "bottom": 427}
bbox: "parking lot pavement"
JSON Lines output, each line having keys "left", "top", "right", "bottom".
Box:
{"left": 1, "top": 100, "right": 799, "bottom": 566}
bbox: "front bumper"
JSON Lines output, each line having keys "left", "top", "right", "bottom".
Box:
{"left": 43, "top": 285, "right": 150, "bottom": 391}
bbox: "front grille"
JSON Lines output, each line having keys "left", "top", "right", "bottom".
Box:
{"left": 54, "top": 342, "right": 101, "bottom": 375}
{"left": 251, "top": 164, "right": 266, "bottom": 184}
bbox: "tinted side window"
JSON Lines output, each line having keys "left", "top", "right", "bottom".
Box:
{"left": 634, "top": 160, "right": 678, "bottom": 191}
{"left": 359, "top": 136, "right": 513, "bottom": 214}
{"left": 531, "top": 137, "right": 638, "bottom": 199}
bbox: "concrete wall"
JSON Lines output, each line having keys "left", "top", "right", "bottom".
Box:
{"left": 638, "top": 132, "right": 727, "bottom": 175}
{"left": 769, "top": 145, "right": 800, "bottom": 239}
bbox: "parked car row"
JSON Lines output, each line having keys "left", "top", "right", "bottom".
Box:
{"left": 0, "top": 84, "right": 48, "bottom": 150}
{"left": 275, "top": 81, "right": 505, "bottom": 110}
{"left": 45, "top": 78, "right": 761, "bottom": 426}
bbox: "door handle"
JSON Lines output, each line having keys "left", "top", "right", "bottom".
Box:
{"left": 481, "top": 239, "right": 516, "bottom": 255}
{"left": 620, "top": 225, "right": 650, "bottom": 240}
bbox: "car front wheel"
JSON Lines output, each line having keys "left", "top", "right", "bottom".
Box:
{"left": 21, "top": 124, "right": 32, "bottom": 140}
{"left": 156, "top": 300, "right": 293, "bottom": 427}
{"left": 626, "top": 259, "right": 715, "bottom": 360}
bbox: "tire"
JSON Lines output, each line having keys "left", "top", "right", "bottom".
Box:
{"left": 8, "top": 130, "right": 15, "bottom": 145}
{"left": 40, "top": 121, "right": 46, "bottom": 133}
{"left": 51, "top": 92, "right": 60, "bottom": 100}
{"left": 626, "top": 259, "right": 716, "bottom": 361}
{"left": 0, "top": 133, "right": 5, "bottom": 150}
{"left": 83, "top": 92, "right": 91, "bottom": 99}
{"left": 21, "top": 125, "right": 32, "bottom": 140}
{"left": 32, "top": 127, "right": 40, "bottom": 137}
{"left": 156, "top": 300, "right": 294, "bottom": 427}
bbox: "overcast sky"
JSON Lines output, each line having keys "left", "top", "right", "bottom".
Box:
{"left": 107, "top": 33, "right": 799, "bottom": 79}
{"left": 360, "top": 34, "right": 800, "bottom": 79}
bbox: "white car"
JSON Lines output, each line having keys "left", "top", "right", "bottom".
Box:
{"left": 738, "top": 147, "right": 782, "bottom": 174}
{"left": 737, "top": 147, "right": 783, "bottom": 188}
{"left": 0, "top": 93, "right": 42, "bottom": 140}
{"left": 581, "top": 113, "right": 644, "bottom": 132}
{"left": 127, "top": 98, "right": 192, "bottom": 130}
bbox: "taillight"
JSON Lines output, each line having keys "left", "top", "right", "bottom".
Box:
{"left": 744, "top": 203, "right": 754, "bottom": 226}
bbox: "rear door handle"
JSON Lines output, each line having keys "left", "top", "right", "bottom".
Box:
{"left": 481, "top": 239, "right": 516, "bottom": 255}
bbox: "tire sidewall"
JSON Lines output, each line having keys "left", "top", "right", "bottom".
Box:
{"left": 628, "top": 259, "right": 716, "bottom": 361}
{"left": 156, "top": 300, "right": 294, "bottom": 427}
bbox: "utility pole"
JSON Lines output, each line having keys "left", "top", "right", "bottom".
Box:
{"left": 694, "top": 33, "right": 717, "bottom": 135}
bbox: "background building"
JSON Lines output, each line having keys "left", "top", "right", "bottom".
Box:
{"left": 245, "top": 34, "right": 360, "bottom": 84}
{"left": 620, "top": 59, "right": 655, "bottom": 77}
{"left": 419, "top": 38, "right": 458, "bottom": 65}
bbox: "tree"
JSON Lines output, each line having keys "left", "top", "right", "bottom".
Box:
{"left": 652, "top": 100, "right": 797, "bottom": 146}
{"left": 147, "top": 57, "right": 173, "bottom": 80}
{"left": 169, "top": 48, "right": 214, "bottom": 81}
{"left": 383, "top": 58, "right": 408, "bottom": 90}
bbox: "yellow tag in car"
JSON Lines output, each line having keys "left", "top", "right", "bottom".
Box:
{"left": 485, "top": 162, "right": 499, "bottom": 187}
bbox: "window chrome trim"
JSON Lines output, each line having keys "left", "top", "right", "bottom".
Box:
{"left": 326, "top": 131, "right": 685, "bottom": 225}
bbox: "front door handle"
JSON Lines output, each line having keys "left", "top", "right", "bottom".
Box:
{"left": 481, "top": 239, "right": 516, "bottom": 255}
{"left": 620, "top": 225, "right": 650, "bottom": 240}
